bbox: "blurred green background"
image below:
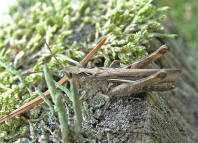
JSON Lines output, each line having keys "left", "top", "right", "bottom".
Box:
{"left": 160, "top": 0, "right": 198, "bottom": 73}
{"left": 161, "top": 0, "right": 198, "bottom": 50}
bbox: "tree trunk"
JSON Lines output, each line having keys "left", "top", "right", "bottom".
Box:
{"left": 81, "top": 16, "right": 198, "bottom": 143}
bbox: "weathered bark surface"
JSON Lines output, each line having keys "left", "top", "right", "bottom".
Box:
{"left": 148, "top": 17, "right": 198, "bottom": 143}
{"left": 79, "top": 17, "right": 198, "bottom": 143}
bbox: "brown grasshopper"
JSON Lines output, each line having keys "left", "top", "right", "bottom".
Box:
{"left": 0, "top": 37, "right": 181, "bottom": 123}
{"left": 66, "top": 45, "right": 181, "bottom": 98}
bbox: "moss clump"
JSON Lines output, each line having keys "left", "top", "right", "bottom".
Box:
{"left": 0, "top": 0, "right": 169, "bottom": 141}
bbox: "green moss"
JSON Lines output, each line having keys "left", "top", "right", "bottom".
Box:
{"left": 0, "top": 0, "right": 169, "bottom": 141}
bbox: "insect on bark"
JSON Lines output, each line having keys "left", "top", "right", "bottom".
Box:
{"left": 0, "top": 37, "right": 181, "bottom": 123}
{"left": 66, "top": 45, "right": 181, "bottom": 97}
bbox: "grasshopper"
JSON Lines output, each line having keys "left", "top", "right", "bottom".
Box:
{"left": 0, "top": 37, "right": 181, "bottom": 123}
{"left": 64, "top": 45, "right": 181, "bottom": 137}
{"left": 65, "top": 45, "right": 181, "bottom": 98}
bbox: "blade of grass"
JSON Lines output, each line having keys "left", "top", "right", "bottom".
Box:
{"left": 58, "top": 54, "right": 81, "bottom": 66}
{"left": 0, "top": 58, "right": 32, "bottom": 94}
{"left": 44, "top": 65, "right": 69, "bottom": 143}
{"left": 36, "top": 90, "right": 55, "bottom": 113}
{"left": 54, "top": 81, "right": 73, "bottom": 101}
{"left": 0, "top": 59, "right": 26, "bottom": 85}
{"left": 55, "top": 78, "right": 83, "bottom": 134}
{"left": 70, "top": 78, "right": 82, "bottom": 134}
{"left": 44, "top": 65, "right": 58, "bottom": 101}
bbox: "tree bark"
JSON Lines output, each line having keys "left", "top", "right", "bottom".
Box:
{"left": 81, "top": 16, "right": 198, "bottom": 143}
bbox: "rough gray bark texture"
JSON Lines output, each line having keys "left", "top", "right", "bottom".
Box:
{"left": 76, "top": 17, "right": 198, "bottom": 143}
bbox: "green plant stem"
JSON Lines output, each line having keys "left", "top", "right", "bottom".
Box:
{"left": 54, "top": 81, "right": 73, "bottom": 101}
{"left": 36, "top": 90, "right": 55, "bottom": 113}
{"left": 44, "top": 65, "right": 69, "bottom": 143}
{"left": 0, "top": 58, "right": 33, "bottom": 94}
{"left": 70, "top": 78, "right": 82, "bottom": 134}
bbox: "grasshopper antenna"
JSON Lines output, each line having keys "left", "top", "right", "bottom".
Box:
{"left": 45, "top": 41, "right": 65, "bottom": 69}
{"left": 0, "top": 37, "right": 107, "bottom": 123}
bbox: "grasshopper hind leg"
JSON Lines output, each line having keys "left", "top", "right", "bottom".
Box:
{"left": 109, "top": 70, "right": 167, "bottom": 96}
{"left": 125, "top": 45, "right": 168, "bottom": 69}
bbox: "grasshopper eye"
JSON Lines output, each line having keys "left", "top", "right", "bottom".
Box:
{"left": 66, "top": 72, "right": 73, "bottom": 79}
{"left": 156, "top": 70, "right": 167, "bottom": 79}
{"left": 66, "top": 81, "right": 71, "bottom": 89}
